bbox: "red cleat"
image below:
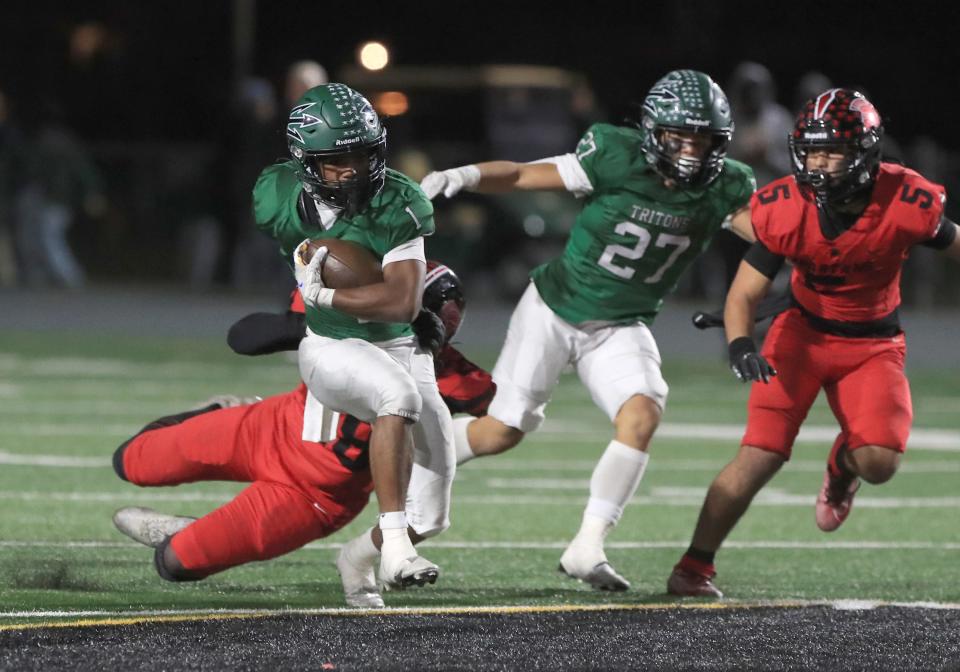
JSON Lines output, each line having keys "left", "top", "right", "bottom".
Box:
{"left": 815, "top": 469, "right": 860, "bottom": 532}
{"left": 667, "top": 565, "right": 723, "bottom": 598}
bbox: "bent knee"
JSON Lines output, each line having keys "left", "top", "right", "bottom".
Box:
{"left": 850, "top": 445, "right": 900, "bottom": 484}
{"left": 379, "top": 378, "right": 423, "bottom": 422}
{"left": 614, "top": 395, "right": 662, "bottom": 448}
{"left": 474, "top": 417, "right": 524, "bottom": 455}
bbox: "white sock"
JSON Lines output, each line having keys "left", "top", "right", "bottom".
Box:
{"left": 343, "top": 527, "right": 379, "bottom": 565}
{"left": 452, "top": 416, "right": 477, "bottom": 465}
{"left": 378, "top": 511, "right": 407, "bottom": 530}
{"left": 577, "top": 440, "right": 650, "bottom": 544}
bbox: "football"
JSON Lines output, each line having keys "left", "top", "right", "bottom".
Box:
{"left": 300, "top": 238, "right": 383, "bottom": 289}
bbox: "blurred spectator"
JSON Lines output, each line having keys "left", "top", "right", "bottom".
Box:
{"left": 0, "top": 88, "right": 25, "bottom": 287}
{"left": 15, "top": 101, "right": 105, "bottom": 288}
{"left": 793, "top": 70, "right": 833, "bottom": 112}
{"left": 726, "top": 61, "right": 793, "bottom": 187}
{"left": 284, "top": 60, "right": 328, "bottom": 109}
{"left": 227, "top": 77, "right": 289, "bottom": 290}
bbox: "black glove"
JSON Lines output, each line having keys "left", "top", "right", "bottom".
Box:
{"left": 728, "top": 337, "right": 777, "bottom": 383}
{"left": 412, "top": 309, "right": 445, "bottom": 356}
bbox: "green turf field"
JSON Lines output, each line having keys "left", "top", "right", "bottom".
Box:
{"left": 1, "top": 330, "right": 958, "bottom": 625}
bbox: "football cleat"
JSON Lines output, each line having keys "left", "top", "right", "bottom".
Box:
{"left": 113, "top": 506, "right": 195, "bottom": 548}
{"left": 815, "top": 469, "right": 861, "bottom": 532}
{"left": 377, "top": 554, "right": 440, "bottom": 591}
{"left": 335, "top": 546, "right": 385, "bottom": 609}
{"left": 667, "top": 565, "right": 723, "bottom": 598}
{"left": 558, "top": 544, "right": 630, "bottom": 592}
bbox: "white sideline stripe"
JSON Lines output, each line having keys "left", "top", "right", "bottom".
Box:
{"left": 4, "top": 453, "right": 958, "bottom": 473}
{"left": 0, "top": 356, "right": 291, "bottom": 380}
{"left": 3, "top": 540, "right": 960, "bottom": 552}
{"left": 463, "top": 459, "right": 960, "bottom": 474}
{"left": 4, "top": 421, "right": 958, "bottom": 451}
{"left": 2, "top": 489, "right": 960, "bottom": 509}
{"left": 0, "top": 451, "right": 109, "bottom": 468}
{"left": 3, "top": 599, "right": 960, "bottom": 621}
{"left": 537, "top": 421, "right": 960, "bottom": 451}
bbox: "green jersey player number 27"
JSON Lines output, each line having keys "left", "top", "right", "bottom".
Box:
{"left": 421, "top": 70, "right": 757, "bottom": 591}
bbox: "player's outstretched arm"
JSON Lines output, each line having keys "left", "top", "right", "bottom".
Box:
{"left": 421, "top": 161, "right": 565, "bottom": 199}
{"left": 725, "top": 259, "right": 777, "bottom": 383}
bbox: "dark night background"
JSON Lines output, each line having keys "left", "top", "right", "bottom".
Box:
{"left": 1, "top": 0, "right": 959, "bottom": 296}
{"left": 2, "top": 1, "right": 955, "bottom": 142}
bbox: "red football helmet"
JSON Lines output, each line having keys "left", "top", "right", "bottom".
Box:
{"left": 789, "top": 88, "right": 883, "bottom": 206}
{"left": 423, "top": 261, "right": 465, "bottom": 343}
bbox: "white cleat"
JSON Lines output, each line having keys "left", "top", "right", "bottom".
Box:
{"left": 112, "top": 506, "right": 195, "bottom": 548}
{"left": 377, "top": 553, "right": 440, "bottom": 591}
{"left": 335, "top": 547, "right": 385, "bottom": 609}
{"left": 558, "top": 543, "right": 630, "bottom": 592}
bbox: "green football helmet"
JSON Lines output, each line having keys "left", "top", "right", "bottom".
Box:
{"left": 286, "top": 83, "right": 386, "bottom": 216}
{"left": 638, "top": 70, "right": 734, "bottom": 187}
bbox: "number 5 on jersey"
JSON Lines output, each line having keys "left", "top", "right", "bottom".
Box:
{"left": 598, "top": 221, "right": 690, "bottom": 283}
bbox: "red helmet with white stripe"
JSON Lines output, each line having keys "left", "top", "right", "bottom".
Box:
{"left": 423, "top": 261, "right": 465, "bottom": 344}
{"left": 789, "top": 88, "right": 883, "bottom": 206}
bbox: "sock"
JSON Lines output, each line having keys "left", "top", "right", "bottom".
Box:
{"left": 677, "top": 552, "right": 716, "bottom": 578}
{"left": 343, "top": 527, "right": 380, "bottom": 565}
{"left": 378, "top": 511, "right": 408, "bottom": 530}
{"left": 828, "top": 433, "right": 854, "bottom": 479}
{"left": 452, "top": 416, "right": 477, "bottom": 465}
{"left": 583, "top": 440, "right": 650, "bottom": 526}
{"left": 684, "top": 545, "right": 716, "bottom": 566}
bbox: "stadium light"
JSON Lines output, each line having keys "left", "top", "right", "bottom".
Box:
{"left": 359, "top": 41, "right": 390, "bottom": 71}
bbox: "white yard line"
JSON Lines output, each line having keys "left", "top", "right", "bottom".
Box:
{"left": 4, "top": 421, "right": 958, "bottom": 449}
{"left": 1, "top": 488, "right": 959, "bottom": 508}
{"left": 2, "top": 539, "right": 959, "bottom": 552}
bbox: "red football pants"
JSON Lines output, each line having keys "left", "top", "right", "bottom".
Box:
{"left": 742, "top": 309, "right": 912, "bottom": 458}
{"left": 122, "top": 404, "right": 365, "bottom": 575}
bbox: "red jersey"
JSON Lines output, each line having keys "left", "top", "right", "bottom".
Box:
{"left": 271, "top": 345, "right": 493, "bottom": 510}
{"left": 750, "top": 163, "right": 945, "bottom": 322}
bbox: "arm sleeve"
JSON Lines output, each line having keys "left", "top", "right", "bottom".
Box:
{"left": 921, "top": 215, "right": 958, "bottom": 250}
{"left": 382, "top": 237, "right": 426, "bottom": 267}
{"left": 227, "top": 312, "right": 307, "bottom": 356}
{"left": 743, "top": 240, "right": 786, "bottom": 279}
{"left": 530, "top": 153, "right": 594, "bottom": 197}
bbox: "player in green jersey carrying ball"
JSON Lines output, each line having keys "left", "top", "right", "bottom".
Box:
{"left": 254, "top": 84, "right": 454, "bottom": 606}
{"left": 421, "top": 70, "right": 757, "bottom": 590}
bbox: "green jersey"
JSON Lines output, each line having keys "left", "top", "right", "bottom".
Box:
{"left": 531, "top": 123, "right": 756, "bottom": 326}
{"left": 253, "top": 161, "right": 435, "bottom": 341}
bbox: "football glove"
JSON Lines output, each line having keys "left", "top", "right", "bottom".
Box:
{"left": 728, "top": 337, "right": 777, "bottom": 383}
{"left": 293, "top": 240, "right": 332, "bottom": 308}
{"left": 412, "top": 309, "right": 446, "bottom": 356}
{"left": 420, "top": 165, "right": 481, "bottom": 199}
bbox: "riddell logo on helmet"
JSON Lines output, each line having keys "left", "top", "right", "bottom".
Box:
{"left": 685, "top": 118, "right": 710, "bottom": 127}
{"left": 335, "top": 137, "right": 361, "bottom": 146}
{"left": 804, "top": 131, "right": 829, "bottom": 140}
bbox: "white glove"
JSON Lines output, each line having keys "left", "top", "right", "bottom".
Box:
{"left": 420, "top": 165, "right": 482, "bottom": 199}
{"left": 293, "top": 240, "right": 334, "bottom": 308}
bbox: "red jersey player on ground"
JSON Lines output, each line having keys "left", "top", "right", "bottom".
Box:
{"left": 112, "top": 263, "right": 492, "bottom": 609}
{"left": 667, "top": 89, "right": 960, "bottom": 598}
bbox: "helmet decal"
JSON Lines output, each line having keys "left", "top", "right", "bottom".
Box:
{"left": 286, "top": 102, "right": 322, "bottom": 143}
